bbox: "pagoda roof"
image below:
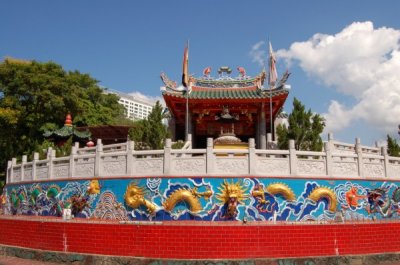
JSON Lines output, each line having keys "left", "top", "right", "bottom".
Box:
{"left": 43, "top": 125, "right": 91, "bottom": 139}
{"left": 43, "top": 114, "right": 91, "bottom": 140}
{"left": 161, "top": 69, "right": 290, "bottom": 100}
{"left": 163, "top": 85, "right": 289, "bottom": 100}
{"left": 161, "top": 67, "right": 289, "bottom": 101}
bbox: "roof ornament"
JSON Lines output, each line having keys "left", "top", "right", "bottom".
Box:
{"left": 160, "top": 72, "right": 177, "bottom": 89}
{"left": 237, "top": 67, "right": 246, "bottom": 78}
{"left": 64, "top": 113, "right": 73, "bottom": 127}
{"left": 277, "top": 69, "right": 291, "bottom": 87}
{"left": 203, "top": 67, "right": 211, "bottom": 78}
{"left": 218, "top": 66, "right": 232, "bottom": 76}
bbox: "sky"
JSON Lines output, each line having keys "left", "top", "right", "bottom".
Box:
{"left": 1, "top": 1, "right": 400, "bottom": 146}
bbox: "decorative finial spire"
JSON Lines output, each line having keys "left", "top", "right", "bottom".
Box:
{"left": 65, "top": 113, "right": 72, "bottom": 127}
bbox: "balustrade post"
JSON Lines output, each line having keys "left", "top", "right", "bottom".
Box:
{"left": 47, "top": 147, "right": 55, "bottom": 180}
{"left": 126, "top": 140, "right": 135, "bottom": 175}
{"left": 21, "top": 155, "right": 27, "bottom": 181}
{"left": 6, "top": 160, "right": 11, "bottom": 183}
{"left": 69, "top": 146, "right": 77, "bottom": 178}
{"left": 206, "top": 138, "right": 214, "bottom": 174}
{"left": 382, "top": 146, "right": 389, "bottom": 178}
{"left": 187, "top": 133, "right": 192, "bottom": 149}
{"left": 355, "top": 138, "right": 364, "bottom": 178}
{"left": 7, "top": 160, "right": 12, "bottom": 183}
{"left": 95, "top": 139, "right": 103, "bottom": 177}
{"left": 289, "top": 140, "right": 297, "bottom": 176}
{"left": 11, "top": 158, "right": 17, "bottom": 183}
{"left": 249, "top": 138, "right": 256, "bottom": 174}
{"left": 328, "top": 132, "right": 335, "bottom": 152}
{"left": 164, "top": 139, "right": 172, "bottom": 174}
{"left": 266, "top": 133, "right": 272, "bottom": 150}
{"left": 324, "top": 142, "right": 332, "bottom": 177}
{"left": 32, "top": 152, "right": 39, "bottom": 181}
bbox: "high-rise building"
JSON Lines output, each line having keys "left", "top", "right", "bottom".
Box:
{"left": 105, "top": 89, "right": 154, "bottom": 120}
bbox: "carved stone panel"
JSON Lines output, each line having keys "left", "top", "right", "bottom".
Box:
{"left": 363, "top": 163, "right": 384, "bottom": 177}
{"left": 74, "top": 163, "right": 94, "bottom": 177}
{"left": 36, "top": 165, "right": 48, "bottom": 180}
{"left": 256, "top": 158, "right": 290, "bottom": 175}
{"left": 102, "top": 156, "right": 127, "bottom": 176}
{"left": 298, "top": 160, "right": 326, "bottom": 175}
{"left": 13, "top": 168, "right": 21, "bottom": 182}
{"left": 215, "top": 158, "right": 248, "bottom": 174}
{"left": 53, "top": 164, "right": 69, "bottom": 179}
{"left": 24, "top": 168, "right": 33, "bottom": 181}
{"left": 332, "top": 162, "right": 358, "bottom": 176}
{"left": 388, "top": 163, "right": 400, "bottom": 178}
{"left": 172, "top": 158, "right": 206, "bottom": 175}
{"left": 136, "top": 159, "right": 163, "bottom": 175}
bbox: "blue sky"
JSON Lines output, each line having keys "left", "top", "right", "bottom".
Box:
{"left": 1, "top": 1, "right": 400, "bottom": 145}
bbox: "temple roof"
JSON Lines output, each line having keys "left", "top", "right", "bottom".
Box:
{"left": 161, "top": 68, "right": 289, "bottom": 100}
{"left": 163, "top": 85, "right": 289, "bottom": 100}
{"left": 43, "top": 114, "right": 91, "bottom": 140}
{"left": 187, "top": 86, "right": 287, "bottom": 100}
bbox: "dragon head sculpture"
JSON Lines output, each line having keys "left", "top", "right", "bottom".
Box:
{"left": 216, "top": 180, "right": 247, "bottom": 219}
{"left": 124, "top": 182, "right": 156, "bottom": 214}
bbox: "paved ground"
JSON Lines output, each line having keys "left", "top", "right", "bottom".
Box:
{"left": 0, "top": 255, "right": 59, "bottom": 265}
{"left": 3, "top": 255, "right": 400, "bottom": 265}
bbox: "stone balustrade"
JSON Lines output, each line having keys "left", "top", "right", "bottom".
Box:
{"left": 6, "top": 135, "right": 400, "bottom": 184}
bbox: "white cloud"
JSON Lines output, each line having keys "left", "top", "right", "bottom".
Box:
{"left": 128, "top": 91, "right": 164, "bottom": 106}
{"left": 276, "top": 21, "right": 400, "bottom": 135}
{"left": 249, "top": 41, "right": 266, "bottom": 67}
{"left": 323, "top": 100, "right": 354, "bottom": 132}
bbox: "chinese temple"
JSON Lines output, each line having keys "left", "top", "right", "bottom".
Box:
{"left": 161, "top": 42, "right": 291, "bottom": 149}
{"left": 161, "top": 66, "right": 290, "bottom": 148}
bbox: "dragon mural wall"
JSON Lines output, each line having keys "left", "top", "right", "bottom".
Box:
{"left": 3, "top": 177, "right": 400, "bottom": 222}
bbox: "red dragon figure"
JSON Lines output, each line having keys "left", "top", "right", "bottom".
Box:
{"left": 203, "top": 67, "right": 211, "bottom": 77}
{"left": 237, "top": 67, "right": 246, "bottom": 77}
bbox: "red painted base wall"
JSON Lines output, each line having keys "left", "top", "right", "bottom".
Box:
{"left": 0, "top": 218, "right": 399, "bottom": 259}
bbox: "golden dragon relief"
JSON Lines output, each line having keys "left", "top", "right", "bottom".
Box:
{"left": 124, "top": 183, "right": 212, "bottom": 213}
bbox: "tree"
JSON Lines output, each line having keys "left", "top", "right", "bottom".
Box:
{"left": 387, "top": 135, "right": 400, "bottom": 157}
{"left": 128, "top": 101, "right": 169, "bottom": 150}
{"left": 0, "top": 58, "right": 128, "bottom": 177}
{"left": 128, "top": 119, "right": 149, "bottom": 150}
{"left": 276, "top": 97, "right": 325, "bottom": 151}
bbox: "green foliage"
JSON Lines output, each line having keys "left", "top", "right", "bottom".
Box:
{"left": 128, "top": 101, "right": 169, "bottom": 150}
{"left": 55, "top": 137, "right": 73, "bottom": 157}
{"left": 172, "top": 140, "right": 185, "bottom": 149}
{"left": 129, "top": 119, "right": 150, "bottom": 150}
{"left": 276, "top": 97, "right": 325, "bottom": 151}
{"left": 35, "top": 139, "right": 56, "bottom": 160}
{"left": 0, "top": 179, "right": 4, "bottom": 195}
{"left": 0, "top": 58, "right": 127, "bottom": 176}
{"left": 387, "top": 135, "right": 400, "bottom": 157}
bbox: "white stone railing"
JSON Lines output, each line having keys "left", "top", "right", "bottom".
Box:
{"left": 6, "top": 135, "right": 400, "bottom": 183}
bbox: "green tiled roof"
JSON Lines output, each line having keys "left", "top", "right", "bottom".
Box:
{"left": 43, "top": 125, "right": 91, "bottom": 139}
{"left": 189, "top": 89, "right": 263, "bottom": 99}
{"left": 165, "top": 87, "right": 289, "bottom": 100}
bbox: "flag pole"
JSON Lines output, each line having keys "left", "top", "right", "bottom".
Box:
{"left": 268, "top": 40, "right": 273, "bottom": 141}
{"left": 185, "top": 40, "right": 189, "bottom": 141}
